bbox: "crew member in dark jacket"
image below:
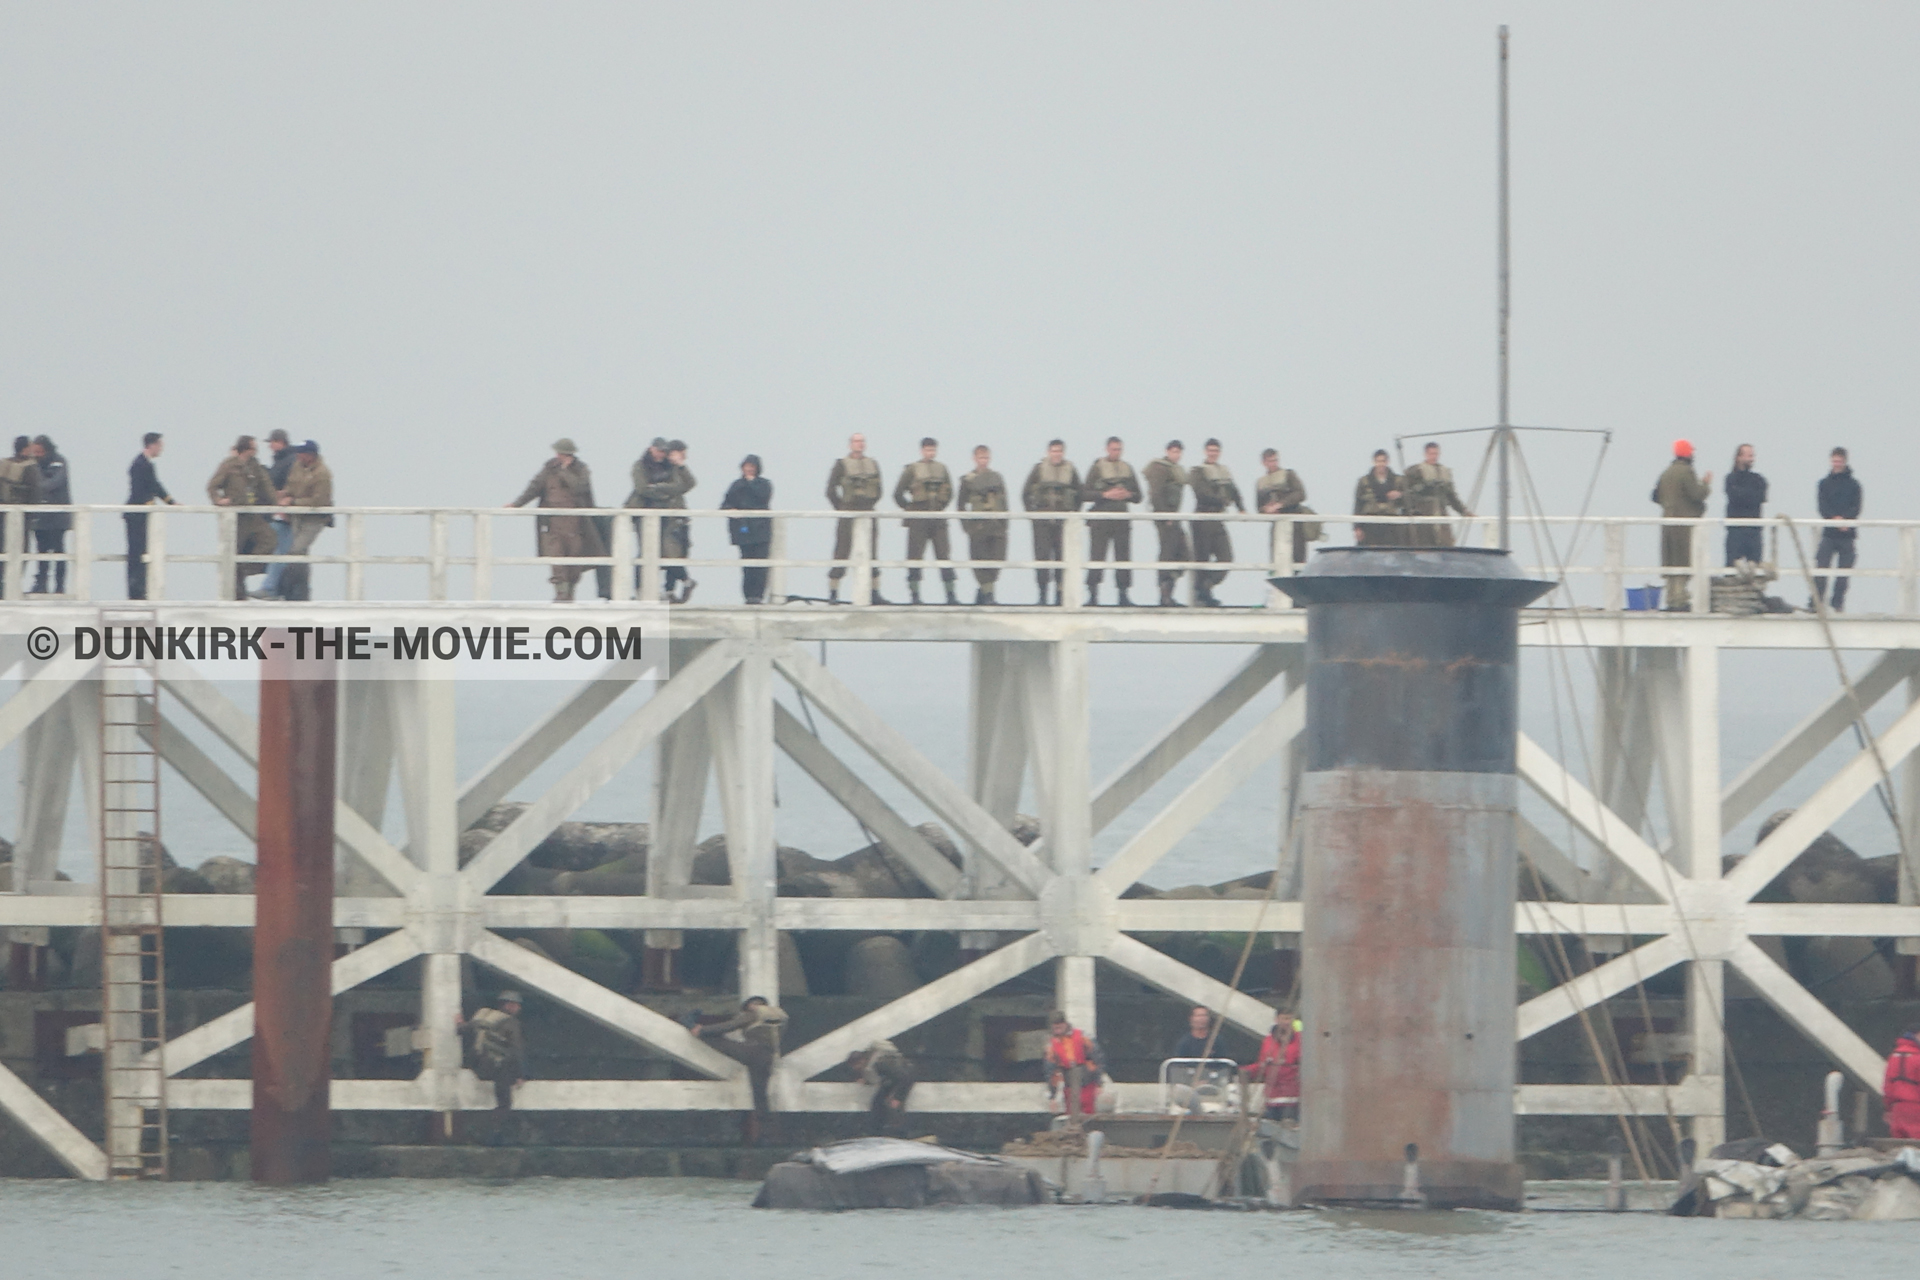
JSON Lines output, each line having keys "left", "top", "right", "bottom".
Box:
{"left": 28, "top": 437, "right": 71, "bottom": 594}
{"left": 1815, "top": 447, "right": 1862, "bottom": 613}
{"left": 125, "top": 433, "right": 175, "bottom": 599}
{"left": 721, "top": 455, "right": 774, "bottom": 604}
{"left": 0, "top": 437, "right": 40, "bottom": 598}
{"left": 257, "top": 429, "right": 298, "bottom": 598}
{"left": 1723, "top": 443, "right": 1767, "bottom": 567}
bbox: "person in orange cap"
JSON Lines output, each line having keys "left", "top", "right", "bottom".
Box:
{"left": 1653, "top": 440, "right": 1713, "bottom": 610}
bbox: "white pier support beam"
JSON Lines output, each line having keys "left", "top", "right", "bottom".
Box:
{"left": 711, "top": 646, "right": 780, "bottom": 1000}
{"left": 1046, "top": 640, "right": 1096, "bottom": 1032}
{"left": 1685, "top": 641, "right": 1727, "bottom": 1152}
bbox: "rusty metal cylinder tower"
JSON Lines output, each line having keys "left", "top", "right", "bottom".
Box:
{"left": 1277, "top": 547, "right": 1550, "bottom": 1210}
{"left": 251, "top": 641, "right": 337, "bottom": 1184}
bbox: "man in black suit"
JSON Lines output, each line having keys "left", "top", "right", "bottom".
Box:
{"left": 125, "top": 432, "right": 175, "bottom": 599}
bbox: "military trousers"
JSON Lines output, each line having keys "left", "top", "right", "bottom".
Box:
{"left": 1661, "top": 523, "right": 1695, "bottom": 607}
{"left": 1357, "top": 522, "right": 1407, "bottom": 547}
{"left": 711, "top": 1038, "right": 776, "bottom": 1115}
{"left": 1032, "top": 518, "right": 1065, "bottom": 588}
{"left": 829, "top": 513, "right": 881, "bottom": 582}
{"left": 629, "top": 512, "right": 690, "bottom": 592}
{"left": 1153, "top": 519, "right": 1190, "bottom": 587}
{"left": 904, "top": 518, "right": 955, "bottom": 583}
{"left": 539, "top": 520, "right": 588, "bottom": 594}
{"left": 1191, "top": 519, "right": 1233, "bottom": 591}
{"left": 1086, "top": 517, "right": 1132, "bottom": 587}
{"left": 963, "top": 524, "right": 1005, "bottom": 586}
{"left": 1408, "top": 512, "right": 1455, "bottom": 547}
{"left": 867, "top": 1058, "right": 915, "bottom": 1134}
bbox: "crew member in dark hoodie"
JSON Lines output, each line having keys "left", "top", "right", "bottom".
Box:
{"left": 1814, "top": 447, "right": 1863, "bottom": 612}
{"left": 1723, "top": 443, "right": 1767, "bottom": 567}
{"left": 721, "top": 454, "right": 774, "bottom": 604}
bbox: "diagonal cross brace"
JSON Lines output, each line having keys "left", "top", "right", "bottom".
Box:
{"left": 773, "top": 644, "right": 1051, "bottom": 896}
{"left": 467, "top": 930, "right": 743, "bottom": 1079}
{"left": 461, "top": 640, "right": 743, "bottom": 893}
{"left": 158, "top": 666, "right": 420, "bottom": 895}
{"left": 1517, "top": 733, "right": 1675, "bottom": 902}
{"left": 1726, "top": 692, "right": 1920, "bottom": 902}
{"left": 777, "top": 932, "right": 1058, "bottom": 1083}
{"left": 1728, "top": 938, "right": 1889, "bottom": 1092}
{"left": 772, "top": 701, "right": 962, "bottom": 897}
{"left": 142, "top": 928, "right": 422, "bottom": 1075}
{"left": 1094, "top": 687, "right": 1303, "bottom": 895}
{"left": 1515, "top": 933, "right": 1690, "bottom": 1041}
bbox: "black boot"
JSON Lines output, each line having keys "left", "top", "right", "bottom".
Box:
{"left": 1117, "top": 587, "right": 1133, "bottom": 607}
{"left": 1085, "top": 584, "right": 1100, "bottom": 607}
{"left": 829, "top": 585, "right": 841, "bottom": 604}
{"left": 944, "top": 581, "right": 959, "bottom": 606}
{"left": 1159, "top": 581, "right": 1179, "bottom": 608}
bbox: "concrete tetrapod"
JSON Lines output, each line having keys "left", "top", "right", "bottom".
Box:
{"left": 1276, "top": 547, "right": 1551, "bottom": 1210}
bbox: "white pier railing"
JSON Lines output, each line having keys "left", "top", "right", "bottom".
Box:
{"left": 0, "top": 504, "right": 1908, "bottom": 613}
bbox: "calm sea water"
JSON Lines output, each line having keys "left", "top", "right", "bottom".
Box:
{"left": 6, "top": 1178, "right": 1911, "bottom": 1279}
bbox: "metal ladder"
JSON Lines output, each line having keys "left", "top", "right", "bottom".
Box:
{"left": 97, "top": 608, "right": 167, "bottom": 1178}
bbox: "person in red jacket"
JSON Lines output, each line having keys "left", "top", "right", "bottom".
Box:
{"left": 1251, "top": 1010, "right": 1301, "bottom": 1122}
{"left": 1044, "top": 1011, "right": 1103, "bottom": 1121}
{"left": 1885, "top": 1028, "right": 1920, "bottom": 1139}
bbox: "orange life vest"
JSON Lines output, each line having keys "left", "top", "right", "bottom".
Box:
{"left": 1046, "top": 1028, "right": 1091, "bottom": 1069}
{"left": 1887, "top": 1037, "right": 1920, "bottom": 1107}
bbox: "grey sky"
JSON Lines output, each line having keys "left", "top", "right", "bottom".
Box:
{"left": 3, "top": 2, "right": 1915, "bottom": 521}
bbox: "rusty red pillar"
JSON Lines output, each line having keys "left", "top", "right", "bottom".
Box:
{"left": 251, "top": 638, "right": 336, "bottom": 1184}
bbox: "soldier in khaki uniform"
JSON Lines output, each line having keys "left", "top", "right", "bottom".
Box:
{"left": 1188, "top": 439, "right": 1243, "bottom": 608}
{"left": 894, "top": 437, "right": 958, "bottom": 605}
{"left": 274, "top": 440, "right": 333, "bottom": 602}
{"left": 1353, "top": 449, "right": 1407, "bottom": 547}
{"left": 958, "top": 445, "right": 1008, "bottom": 604}
{"left": 1022, "top": 439, "right": 1080, "bottom": 606}
{"left": 1081, "top": 436, "right": 1142, "bottom": 606}
{"left": 1653, "top": 439, "right": 1713, "bottom": 610}
{"left": 1255, "top": 448, "right": 1312, "bottom": 565}
{"left": 508, "top": 438, "right": 608, "bottom": 602}
{"left": 1142, "top": 441, "right": 1189, "bottom": 607}
{"left": 826, "top": 433, "right": 886, "bottom": 603}
{"left": 694, "top": 995, "right": 789, "bottom": 1145}
{"left": 207, "top": 435, "right": 277, "bottom": 599}
{"left": 1402, "top": 442, "right": 1472, "bottom": 547}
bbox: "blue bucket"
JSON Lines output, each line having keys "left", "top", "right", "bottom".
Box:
{"left": 1626, "top": 585, "right": 1661, "bottom": 612}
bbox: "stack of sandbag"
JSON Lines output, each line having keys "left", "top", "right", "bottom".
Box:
{"left": 1677, "top": 1141, "right": 1920, "bottom": 1220}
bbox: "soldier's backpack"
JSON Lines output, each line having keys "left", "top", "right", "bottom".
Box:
{"left": 469, "top": 1008, "right": 515, "bottom": 1075}
{"left": 0, "top": 458, "right": 34, "bottom": 506}
{"left": 1295, "top": 503, "right": 1326, "bottom": 543}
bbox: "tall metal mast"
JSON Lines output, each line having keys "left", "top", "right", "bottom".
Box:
{"left": 1496, "top": 25, "right": 1512, "bottom": 550}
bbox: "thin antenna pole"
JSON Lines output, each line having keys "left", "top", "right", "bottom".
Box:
{"left": 1496, "top": 24, "right": 1512, "bottom": 550}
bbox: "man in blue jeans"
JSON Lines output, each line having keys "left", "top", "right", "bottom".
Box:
{"left": 255, "top": 429, "right": 297, "bottom": 598}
